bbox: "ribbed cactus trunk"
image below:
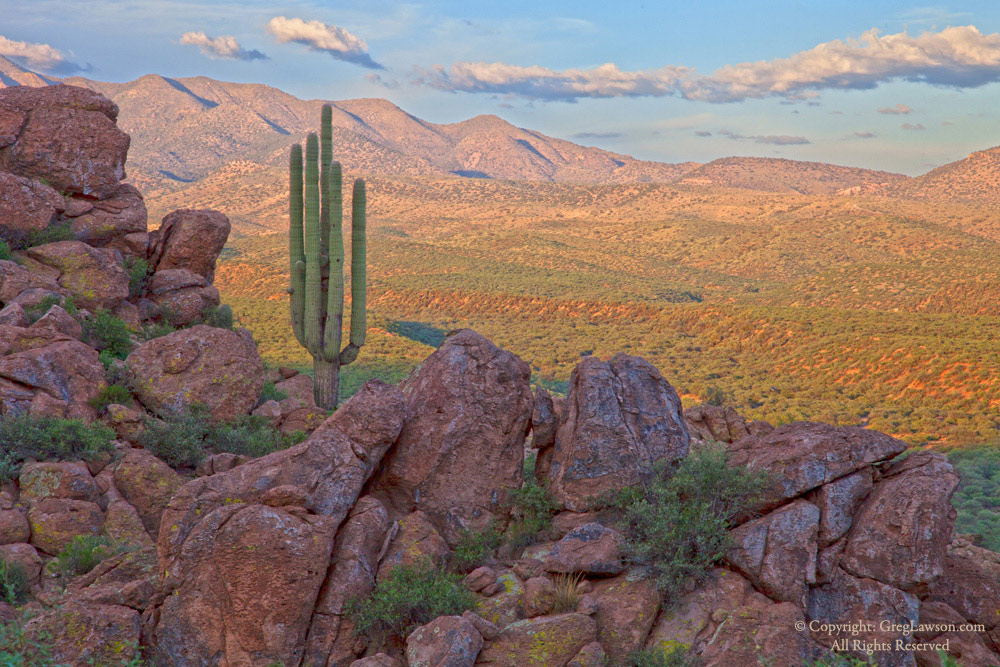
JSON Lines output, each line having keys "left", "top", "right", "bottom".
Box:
{"left": 288, "top": 104, "right": 367, "bottom": 410}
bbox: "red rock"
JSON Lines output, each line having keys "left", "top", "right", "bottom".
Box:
{"left": 526, "top": 522, "right": 624, "bottom": 576}
{"left": 726, "top": 499, "right": 819, "bottom": 604}
{"left": 30, "top": 303, "right": 82, "bottom": 338}
{"left": 0, "top": 84, "right": 119, "bottom": 121}
{"left": 531, "top": 386, "right": 557, "bottom": 450}
{"left": 113, "top": 448, "right": 184, "bottom": 535}
{"left": 476, "top": 570, "right": 525, "bottom": 630}
{"left": 684, "top": 404, "right": 772, "bottom": 444}
{"left": 0, "top": 303, "right": 27, "bottom": 327}
{"left": 0, "top": 102, "right": 25, "bottom": 147}
{"left": 0, "top": 509, "right": 28, "bottom": 545}
{"left": 149, "top": 209, "right": 231, "bottom": 281}
{"left": 462, "top": 611, "right": 499, "bottom": 641}
{"left": 152, "top": 503, "right": 335, "bottom": 666}
{"left": 351, "top": 656, "right": 400, "bottom": 667}
{"left": 1, "top": 85, "right": 129, "bottom": 199}
{"left": 0, "top": 338, "right": 104, "bottom": 420}
{"left": 0, "top": 260, "right": 63, "bottom": 303}
{"left": 304, "top": 496, "right": 390, "bottom": 667}
{"left": 407, "top": 615, "right": 483, "bottom": 667}
{"left": 19, "top": 460, "right": 99, "bottom": 504}
{"left": 378, "top": 510, "right": 451, "bottom": 581}
{"left": 925, "top": 535, "right": 1000, "bottom": 650}
{"left": 103, "top": 499, "right": 155, "bottom": 551}
{"left": 370, "top": 329, "right": 533, "bottom": 542}
{"left": 589, "top": 568, "right": 663, "bottom": 660}
{"left": 252, "top": 398, "right": 282, "bottom": 424}
{"left": 69, "top": 183, "right": 147, "bottom": 247}
{"left": 913, "top": 600, "right": 1000, "bottom": 666}
{"left": 147, "top": 268, "right": 220, "bottom": 326}
{"left": 104, "top": 403, "right": 145, "bottom": 442}
{"left": 0, "top": 172, "right": 61, "bottom": 236}
{"left": 476, "top": 613, "right": 597, "bottom": 666}
{"left": 523, "top": 576, "right": 556, "bottom": 617}
{"left": 568, "top": 642, "right": 607, "bottom": 667}
{"left": 464, "top": 566, "right": 499, "bottom": 593}
{"left": 840, "top": 452, "right": 959, "bottom": 593}
{"left": 549, "top": 353, "right": 689, "bottom": 511}
{"left": 127, "top": 324, "right": 263, "bottom": 421}
{"left": 23, "top": 601, "right": 140, "bottom": 665}
{"left": 0, "top": 542, "right": 41, "bottom": 584}
{"left": 193, "top": 452, "right": 250, "bottom": 477}
{"left": 726, "top": 422, "right": 908, "bottom": 511}
{"left": 26, "top": 240, "right": 129, "bottom": 310}
{"left": 27, "top": 497, "right": 104, "bottom": 555}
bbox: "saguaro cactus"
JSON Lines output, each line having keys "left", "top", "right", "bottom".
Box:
{"left": 288, "top": 104, "right": 367, "bottom": 409}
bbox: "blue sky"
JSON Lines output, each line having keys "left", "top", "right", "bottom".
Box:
{"left": 3, "top": 1, "right": 1000, "bottom": 174}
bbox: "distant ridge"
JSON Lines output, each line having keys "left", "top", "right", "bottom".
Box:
{"left": 0, "top": 55, "right": 59, "bottom": 88}
{"left": 678, "top": 156, "right": 907, "bottom": 195}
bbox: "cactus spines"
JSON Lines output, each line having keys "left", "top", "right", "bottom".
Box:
{"left": 288, "top": 104, "right": 367, "bottom": 409}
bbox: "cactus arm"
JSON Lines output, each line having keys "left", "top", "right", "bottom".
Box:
{"left": 303, "top": 133, "right": 322, "bottom": 354}
{"left": 340, "top": 178, "right": 367, "bottom": 366}
{"left": 322, "top": 161, "right": 345, "bottom": 363}
{"left": 289, "top": 143, "right": 306, "bottom": 347}
{"left": 319, "top": 104, "right": 333, "bottom": 328}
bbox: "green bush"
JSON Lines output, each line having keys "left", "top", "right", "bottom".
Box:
{"left": 612, "top": 442, "right": 770, "bottom": 601}
{"left": 124, "top": 256, "right": 150, "bottom": 298}
{"left": 82, "top": 310, "right": 133, "bottom": 360}
{"left": 504, "top": 457, "right": 559, "bottom": 549}
{"left": 141, "top": 320, "right": 176, "bottom": 341}
{"left": 256, "top": 381, "right": 288, "bottom": 407}
{"left": 138, "top": 405, "right": 304, "bottom": 468}
{"left": 452, "top": 523, "right": 502, "bottom": 572}
{"left": 202, "top": 304, "right": 235, "bottom": 330}
{"left": 0, "top": 615, "right": 57, "bottom": 667}
{"left": 0, "top": 414, "right": 115, "bottom": 481}
{"left": 23, "top": 294, "right": 76, "bottom": 325}
{"left": 947, "top": 445, "right": 1000, "bottom": 552}
{"left": 23, "top": 221, "right": 73, "bottom": 248}
{"left": 344, "top": 560, "right": 476, "bottom": 643}
{"left": 0, "top": 560, "right": 29, "bottom": 605}
{"left": 50, "top": 534, "right": 114, "bottom": 577}
{"left": 0, "top": 240, "right": 15, "bottom": 263}
{"left": 625, "top": 645, "right": 701, "bottom": 667}
{"left": 89, "top": 384, "right": 133, "bottom": 412}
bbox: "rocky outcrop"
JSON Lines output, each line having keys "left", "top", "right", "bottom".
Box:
{"left": 148, "top": 209, "right": 231, "bottom": 282}
{"left": 684, "top": 403, "right": 773, "bottom": 444}
{"left": 548, "top": 353, "right": 689, "bottom": 510}
{"left": 369, "top": 329, "right": 533, "bottom": 542}
{"left": 127, "top": 324, "right": 264, "bottom": 421}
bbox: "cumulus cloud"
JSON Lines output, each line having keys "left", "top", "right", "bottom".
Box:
{"left": 878, "top": 103, "right": 911, "bottom": 114}
{"left": 415, "top": 25, "right": 1000, "bottom": 103}
{"left": 902, "top": 122, "right": 926, "bottom": 130}
{"left": 414, "top": 61, "right": 688, "bottom": 101}
{"left": 180, "top": 32, "right": 268, "bottom": 61}
{"left": 266, "top": 16, "right": 384, "bottom": 70}
{"left": 0, "top": 35, "right": 87, "bottom": 74}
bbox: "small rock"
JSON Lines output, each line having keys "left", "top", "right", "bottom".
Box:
{"left": 406, "top": 615, "right": 483, "bottom": 667}
{"left": 523, "top": 576, "right": 556, "bottom": 617}
{"left": 463, "top": 566, "right": 498, "bottom": 593}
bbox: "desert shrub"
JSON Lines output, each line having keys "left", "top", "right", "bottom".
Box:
{"left": 625, "top": 645, "right": 701, "bottom": 667}
{"left": 702, "top": 385, "right": 734, "bottom": 407}
{"left": 138, "top": 405, "right": 304, "bottom": 468}
{"left": 947, "top": 444, "right": 1000, "bottom": 552}
{"left": 89, "top": 384, "right": 133, "bottom": 412}
{"left": 612, "top": 442, "right": 770, "bottom": 600}
{"left": 0, "top": 560, "right": 28, "bottom": 605}
{"left": 0, "top": 241, "right": 15, "bottom": 263}
{"left": 344, "top": 560, "right": 476, "bottom": 643}
{"left": 0, "top": 414, "right": 115, "bottom": 481}
{"left": 82, "top": 310, "right": 133, "bottom": 360}
{"left": 503, "top": 453, "right": 559, "bottom": 549}
{"left": 451, "top": 523, "right": 502, "bottom": 572}
{"left": 255, "top": 381, "right": 288, "bottom": 407}
{"left": 23, "top": 294, "right": 77, "bottom": 324}
{"left": 124, "top": 256, "right": 150, "bottom": 298}
{"left": 23, "top": 221, "right": 73, "bottom": 248}
{"left": 202, "top": 304, "right": 234, "bottom": 330}
{"left": 140, "top": 320, "right": 176, "bottom": 340}
{"left": 0, "top": 615, "right": 57, "bottom": 666}
{"left": 50, "top": 534, "right": 114, "bottom": 577}
{"left": 551, "top": 572, "right": 584, "bottom": 613}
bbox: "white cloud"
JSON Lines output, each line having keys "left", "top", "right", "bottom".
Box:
{"left": 902, "top": 122, "right": 927, "bottom": 130}
{"left": 414, "top": 61, "right": 689, "bottom": 101}
{"left": 0, "top": 35, "right": 87, "bottom": 74}
{"left": 266, "top": 16, "right": 384, "bottom": 70}
{"left": 878, "top": 103, "right": 912, "bottom": 114}
{"left": 180, "top": 31, "right": 268, "bottom": 61}
{"left": 416, "top": 25, "right": 1000, "bottom": 103}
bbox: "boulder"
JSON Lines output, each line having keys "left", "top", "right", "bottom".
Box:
{"left": 19, "top": 460, "right": 99, "bottom": 504}
{"left": 549, "top": 353, "right": 689, "bottom": 511}
{"left": 406, "top": 615, "right": 483, "bottom": 667}
{"left": 31, "top": 303, "right": 82, "bottom": 338}
{"left": 476, "top": 570, "right": 525, "bottom": 630}
{"left": 377, "top": 510, "right": 451, "bottom": 581}
{"left": 0, "top": 338, "right": 104, "bottom": 419}
{"left": 370, "top": 329, "right": 533, "bottom": 541}
{"left": 0, "top": 172, "right": 61, "bottom": 236}
{"left": 725, "top": 499, "right": 820, "bottom": 604}
{"left": 146, "top": 268, "right": 220, "bottom": 326}
{"left": 149, "top": 209, "right": 230, "bottom": 281}
{"left": 476, "top": 613, "right": 597, "bottom": 666}
{"left": 0, "top": 509, "right": 29, "bottom": 545}
{"left": 127, "top": 324, "right": 264, "bottom": 421}
{"left": 0, "top": 259, "right": 63, "bottom": 305}
{"left": 913, "top": 600, "right": 1000, "bottom": 666}
{"left": 304, "top": 496, "right": 390, "bottom": 667}
{"left": 102, "top": 499, "right": 155, "bottom": 551}
{"left": 158, "top": 380, "right": 404, "bottom": 564}
{"left": 0, "top": 542, "right": 42, "bottom": 584}
{"left": 530, "top": 386, "right": 557, "bottom": 450}
{"left": 568, "top": 642, "right": 607, "bottom": 667}
{"left": 462, "top": 611, "right": 499, "bottom": 641}
{"left": 104, "top": 403, "right": 145, "bottom": 442}
{"left": 463, "top": 566, "right": 499, "bottom": 593}
{"left": 64, "top": 546, "right": 158, "bottom": 610}
{"left": 68, "top": 183, "right": 147, "bottom": 248}
{"left": 522, "top": 576, "right": 556, "bottom": 617}
{"left": 113, "top": 448, "right": 184, "bottom": 535}
{"left": 589, "top": 568, "right": 662, "bottom": 660}
{"left": 522, "top": 522, "right": 624, "bottom": 576}
{"left": 840, "top": 452, "right": 959, "bottom": 593}
{"left": 0, "top": 84, "right": 129, "bottom": 199}
{"left": 25, "top": 240, "right": 129, "bottom": 310}
{"left": 152, "top": 503, "right": 334, "bottom": 666}
{"left": 27, "top": 497, "right": 104, "bottom": 555}
{"left": 725, "top": 422, "right": 908, "bottom": 511}
{"left": 925, "top": 536, "right": 1000, "bottom": 649}
{"left": 0, "top": 303, "right": 27, "bottom": 327}
{"left": 23, "top": 601, "right": 141, "bottom": 665}
{"left": 684, "top": 404, "right": 773, "bottom": 444}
